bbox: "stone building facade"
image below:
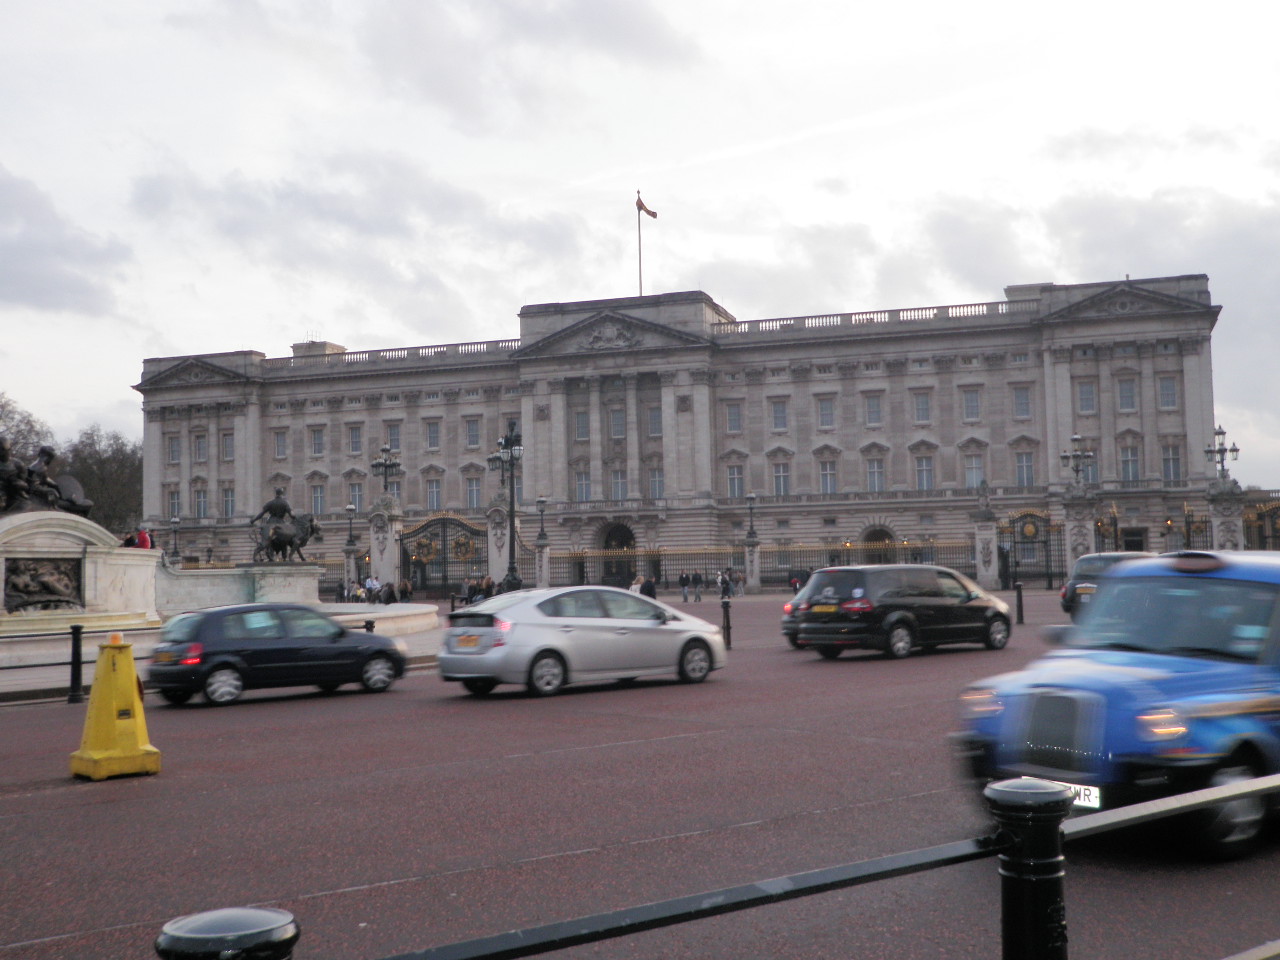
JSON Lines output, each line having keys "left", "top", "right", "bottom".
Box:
{"left": 134, "top": 274, "right": 1225, "bottom": 578}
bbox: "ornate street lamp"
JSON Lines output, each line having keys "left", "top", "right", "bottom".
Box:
{"left": 345, "top": 503, "right": 356, "bottom": 546}
{"left": 745, "top": 491, "right": 758, "bottom": 541}
{"left": 371, "top": 444, "right": 401, "bottom": 492}
{"left": 535, "top": 496, "right": 548, "bottom": 545}
{"left": 487, "top": 420, "right": 524, "bottom": 592}
{"left": 169, "top": 515, "right": 180, "bottom": 556}
{"left": 1204, "top": 424, "right": 1239, "bottom": 479}
{"left": 1059, "top": 434, "right": 1095, "bottom": 482}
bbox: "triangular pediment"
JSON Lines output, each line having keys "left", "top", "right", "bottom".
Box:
{"left": 1041, "top": 283, "right": 1215, "bottom": 324}
{"left": 137, "top": 358, "right": 254, "bottom": 390}
{"left": 512, "top": 310, "right": 712, "bottom": 359}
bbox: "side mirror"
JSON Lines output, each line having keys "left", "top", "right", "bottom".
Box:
{"left": 1042, "top": 624, "right": 1073, "bottom": 647}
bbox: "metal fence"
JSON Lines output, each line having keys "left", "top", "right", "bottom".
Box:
{"left": 760, "top": 539, "right": 977, "bottom": 584}
{"left": 548, "top": 547, "right": 746, "bottom": 590}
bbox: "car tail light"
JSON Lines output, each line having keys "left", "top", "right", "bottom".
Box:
{"left": 840, "top": 598, "right": 873, "bottom": 613}
{"left": 1059, "top": 585, "right": 1067, "bottom": 601}
{"left": 490, "top": 617, "right": 512, "bottom": 647}
{"left": 796, "top": 601, "right": 811, "bottom": 612}
{"left": 782, "top": 602, "right": 794, "bottom": 615}
{"left": 179, "top": 642, "right": 204, "bottom": 666}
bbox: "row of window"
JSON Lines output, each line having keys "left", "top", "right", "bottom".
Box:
{"left": 166, "top": 432, "right": 235, "bottom": 464}
{"left": 727, "top": 376, "right": 1179, "bottom": 433}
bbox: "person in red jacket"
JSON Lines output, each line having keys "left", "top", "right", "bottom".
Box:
{"left": 135, "top": 527, "right": 152, "bottom": 549}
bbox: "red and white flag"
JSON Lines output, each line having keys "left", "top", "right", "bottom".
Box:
{"left": 636, "top": 192, "right": 657, "bottom": 218}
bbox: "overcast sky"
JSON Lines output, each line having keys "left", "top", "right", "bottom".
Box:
{"left": 3, "top": 1, "right": 1278, "bottom": 486}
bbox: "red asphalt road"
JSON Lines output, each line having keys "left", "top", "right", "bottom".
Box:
{"left": 2, "top": 588, "right": 1279, "bottom": 959}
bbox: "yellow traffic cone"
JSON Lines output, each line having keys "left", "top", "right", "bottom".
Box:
{"left": 70, "top": 633, "right": 161, "bottom": 781}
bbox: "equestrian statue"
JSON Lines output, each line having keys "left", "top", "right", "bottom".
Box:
{"left": 249, "top": 488, "right": 322, "bottom": 562}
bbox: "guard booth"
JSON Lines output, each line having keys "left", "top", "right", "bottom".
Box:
{"left": 997, "top": 511, "right": 1065, "bottom": 590}
{"left": 401, "top": 513, "right": 488, "bottom": 600}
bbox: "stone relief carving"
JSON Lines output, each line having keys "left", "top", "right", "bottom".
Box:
{"left": 535, "top": 404, "right": 550, "bottom": 421}
{"left": 4, "top": 558, "right": 82, "bottom": 613}
{"left": 582, "top": 321, "right": 639, "bottom": 351}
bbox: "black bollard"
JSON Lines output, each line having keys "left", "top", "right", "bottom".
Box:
{"left": 364, "top": 619, "right": 375, "bottom": 633}
{"left": 984, "top": 778, "right": 1075, "bottom": 960}
{"left": 721, "top": 598, "right": 732, "bottom": 650}
{"left": 68, "top": 624, "right": 84, "bottom": 704}
{"left": 1014, "top": 581, "right": 1024, "bottom": 625}
{"left": 155, "top": 906, "right": 299, "bottom": 960}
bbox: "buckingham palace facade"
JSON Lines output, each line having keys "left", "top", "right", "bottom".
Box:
{"left": 135, "top": 274, "right": 1229, "bottom": 580}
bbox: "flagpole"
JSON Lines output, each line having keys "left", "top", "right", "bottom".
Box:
{"left": 636, "top": 190, "right": 644, "bottom": 296}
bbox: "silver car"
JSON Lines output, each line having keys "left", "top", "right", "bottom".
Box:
{"left": 439, "top": 586, "right": 727, "bottom": 696}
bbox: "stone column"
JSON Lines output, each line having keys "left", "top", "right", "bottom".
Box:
{"left": 588, "top": 377, "right": 603, "bottom": 501}
{"left": 690, "top": 369, "right": 714, "bottom": 495}
{"left": 624, "top": 374, "right": 640, "bottom": 499}
{"left": 744, "top": 535, "right": 761, "bottom": 594}
{"left": 971, "top": 513, "right": 1000, "bottom": 590}
{"left": 367, "top": 505, "right": 403, "bottom": 594}
{"left": 548, "top": 378, "right": 567, "bottom": 502}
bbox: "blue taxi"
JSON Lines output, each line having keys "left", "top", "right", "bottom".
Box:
{"left": 956, "top": 551, "right": 1280, "bottom": 858}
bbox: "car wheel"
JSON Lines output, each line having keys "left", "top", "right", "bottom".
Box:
{"left": 527, "top": 652, "right": 566, "bottom": 696}
{"left": 1193, "top": 757, "right": 1267, "bottom": 859}
{"left": 160, "top": 689, "right": 193, "bottom": 705}
{"left": 678, "top": 640, "right": 712, "bottom": 683}
{"left": 885, "top": 624, "right": 915, "bottom": 659}
{"left": 785, "top": 633, "right": 801, "bottom": 649}
{"left": 316, "top": 682, "right": 342, "bottom": 693}
{"left": 360, "top": 655, "right": 397, "bottom": 692}
{"left": 463, "top": 678, "right": 498, "bottom": 696}
{"left": 984, "top": 618, "right": 1011, "bottom": 650}
{"left": 203, "top": 667, "right": 243, "bottom": 705}
{"left": 817, "top": 647, "right": 843, "bottom": 660}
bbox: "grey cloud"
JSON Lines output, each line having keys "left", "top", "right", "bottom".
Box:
{"left": 0, "top": 165, "right": 130, "bottom": 315}
{"left": 921, "top": 200, "right": 1035, "bottom": 297}
{"left": 356, "top": 0, "right": 698, "bottom": 134}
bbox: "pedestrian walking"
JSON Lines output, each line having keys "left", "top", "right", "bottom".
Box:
{"left": 692, "top": 570, "right": 703, "bottom": 601}
{"left": 678, "top": 570, "right": 690, "bottom": 602}
{"left": 640, "top": 576, "right": 657, "bottom": 599}
{"left": 629, "top": 575, "right": 644, "bottom": 594}
{"left": 719, "top": 570, "right": 732, "bottom": 600}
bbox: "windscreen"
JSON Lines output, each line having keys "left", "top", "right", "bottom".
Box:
{"left": 1074, "top": 577, "right": 1278, "bottom": 662}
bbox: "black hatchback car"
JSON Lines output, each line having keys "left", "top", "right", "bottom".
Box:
{"left": 791, "top": 564, "right": 1011, "bottom": 659}
{"left": 147, "top": 603, "right": 408, "bottom": 705}
{"left": 1059, "top": 551, "right": 1153, "bottom": 620}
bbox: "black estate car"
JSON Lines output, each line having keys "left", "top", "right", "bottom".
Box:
{"left": 791, "top": 564, "right": 1011, "bottom": 659}
{"left": 1059, "top": 551, "right": 1153, "bottom": 620}
{"left": 147, "top": 603, "right": 408, "bottom": 705}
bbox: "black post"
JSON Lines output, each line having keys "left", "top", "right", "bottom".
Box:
{"left": 720, "top": 598, "right": 732, "bottom": 650}
{"left": 984, "top": 778, "right": 1075, "bottom": 960}
{"left": 68, "top": 624, "right": 84, "bottom": 704}
{"left": 1015, "top": 582, "right": 1024, "bottom": 625}
{"left": 155, "top": 906, "right": 299, "bottom": 960}
{"left": 363, "top": 619, "right": 375, "bottom": 633}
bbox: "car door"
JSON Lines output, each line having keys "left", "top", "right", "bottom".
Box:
{"left": 898, "top": 568, "right": 948, "bottom": 643}
{"left": 278, "top": 607, "right": 354, "bottom": 683}
{"left": 543, "top": 589, "right": 618, "bottom": 678}
{"left": 936, "top": 570, "right": 988, "bottom": 642}
{"left": 218, "top": 609, "right": 300, "bottom": 686}
{"left": 598, "top": 590, "right": 676, "bottom": 672}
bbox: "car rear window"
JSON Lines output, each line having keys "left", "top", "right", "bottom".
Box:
{"left": 161, "top": 613, "right": 202, "bottom": 644}
{"left": 805, "top": 570, "right": 866, "bottom": 599}
{"left": 1073, "top": 556, "right": 1125, "bottom": 578}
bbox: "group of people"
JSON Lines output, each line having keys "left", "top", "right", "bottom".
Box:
{"left": 676, "top": 569, "right": 745, "bottom": 602}
{"left": 120, "top": 527, "right": 153, "bottom": 548}
{"left": 628, "top": 574, "right": 659, "bottom": 598}
{"left": 336, "top": 576, "right": 412, "bottom": 604}
{"left": 461, "top": 576, "right": 496, "bottom": 603}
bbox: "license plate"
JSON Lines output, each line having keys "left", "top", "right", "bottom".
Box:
{"left": 456, "top": 635, "right": 479, "bottom": 649}
{"left": 1033, "top": 777, "right": 1102, "bottom": 809}
{"left": 812, "top": 604, "right": 837, "bottom": 613}
{"left": 152, "top": 651, "right": 174, "bottom": 663}
{"left": 1078, "top": 585, "right": 1095, "bottom": 595}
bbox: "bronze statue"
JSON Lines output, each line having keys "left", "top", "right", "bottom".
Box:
{"left": 0, "top": 437, "right": 29, "bottom": 511}
{"left": 250, "top": 489, "right": 319, "bottom": 561}
{"left": 0, "top": 440, "right": 91, "bottom": 517}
